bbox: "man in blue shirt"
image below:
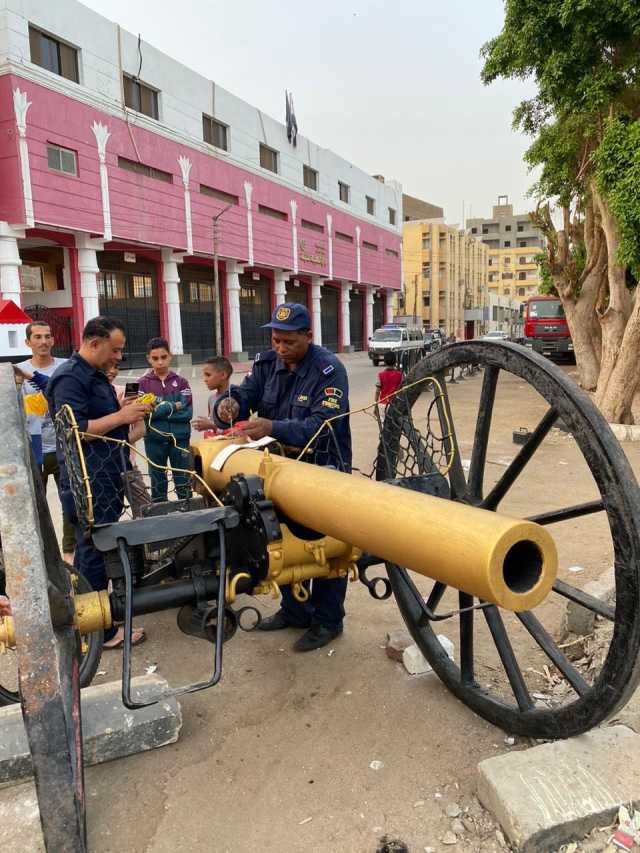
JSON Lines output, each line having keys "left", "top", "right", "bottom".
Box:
{"left": 215, "top": 303, "right": 351, "bottom": 652}
{"left": 47, "top": 316, "right": 150, "bottom": 647}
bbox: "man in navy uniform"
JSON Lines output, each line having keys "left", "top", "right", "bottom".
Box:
{"left": 215, "top": 302, "right": 351, "bottom": 652}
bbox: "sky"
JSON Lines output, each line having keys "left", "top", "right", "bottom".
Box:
{"left": 83, "top": 0, "right": 538, "bottom": 225}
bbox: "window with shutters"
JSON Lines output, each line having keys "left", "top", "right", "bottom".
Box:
{"left": 29, "top": 26, "right": 78, "bottom": 83}
{"left": 123, "top": 75, "right": 159, "bottom": 119}
{"left": 338, "top": 181, "right": 350, "bottom": 204}
{"left": 303, "top": 165, "right": 318, "bottom": 191}
{"left": 259, "top": 144, "right": 278, "bottom": 173}
{"left": 47, "top": 143, "right": 77, "bottom": 176}
{"left": 202, "top": 115, "right": 228, "bottom": 151}
{"left": 117, "top": 156, "right": 172, "bottom": 183}
{"left": 388, "top": 208, "right": 396, "bottom": 225}
{"left": 366, "top": 196, "right": 375, "bottom": 215}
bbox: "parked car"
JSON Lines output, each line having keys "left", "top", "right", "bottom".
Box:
{"left": 481, "top": 330, "right": 510, "bottom": 342}
{"left": 423, "top": 331, "right": 441, "bottom": 353}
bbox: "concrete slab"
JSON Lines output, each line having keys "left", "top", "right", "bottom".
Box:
{"left": 0, "top": 782, "right": 44, "bottom": 853}
{"left": 477, "top": 725, "right": 640, "bottom": 852}
{"left": 0, "top": 675, "right": 182, "bottom": 788}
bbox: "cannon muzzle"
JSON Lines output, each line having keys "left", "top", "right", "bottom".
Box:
{"left": 192, "top": 439, "right": 558, "bottom": 612}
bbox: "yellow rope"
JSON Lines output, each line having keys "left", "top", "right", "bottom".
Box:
{"left": 294, "top": 373, "right": 456, "bottom": 474}
{"left": 76, "top": 432, "right": 225, "bottom": 508}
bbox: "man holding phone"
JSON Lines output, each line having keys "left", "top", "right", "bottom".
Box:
{"left": 47, "top": 317, "right": 151, "bottom": 647}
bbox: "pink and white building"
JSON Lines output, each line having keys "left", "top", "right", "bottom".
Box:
{"left": 0, "top": 0, "right": 402, "bottom": 365}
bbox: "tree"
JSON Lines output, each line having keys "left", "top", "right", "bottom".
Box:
{"left": 481, "top": 0, "right": 640, "bottom": 422}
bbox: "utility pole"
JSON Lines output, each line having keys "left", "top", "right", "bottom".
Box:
{"left": 212, "top": 204, "right": 232, "bottom": 355}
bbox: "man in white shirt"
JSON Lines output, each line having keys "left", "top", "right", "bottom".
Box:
{"left": 16, "top": 320, "right": 75, "bottom": 562}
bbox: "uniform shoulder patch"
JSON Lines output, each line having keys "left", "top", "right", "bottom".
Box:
{"left": 322, "top": 364, "right": 335, "bottom": 375}
{"left": 254, "top": 350, "right": 277, "bottom": 364}
{"left": 324, "top": 387, "right": 343, "bottom": 399}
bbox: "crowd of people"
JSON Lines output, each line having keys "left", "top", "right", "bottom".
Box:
{"left": 12, "top": 302, "right": 361, "bottom": 653}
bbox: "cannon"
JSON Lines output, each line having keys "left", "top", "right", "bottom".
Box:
{"left": 1, "top": 341, "right": 640, "bottom": 851}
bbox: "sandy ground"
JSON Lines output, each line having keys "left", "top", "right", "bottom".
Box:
{"left": 9, "top": 350, "right": 640, "bottom": 852}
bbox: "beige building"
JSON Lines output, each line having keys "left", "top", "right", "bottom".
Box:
{"left": 466, "top": 196, "right": 544, "bottom": 301}
{"left": 401, "top": 219, "right": 489, "bottom": 338}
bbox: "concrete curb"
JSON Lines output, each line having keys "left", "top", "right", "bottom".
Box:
{"left": 609, "top": 423, "right": 640, "bottom": 442}
{"left": 477, "top": 725, "right": 640, "bottom": 852}
{"left": 0, "top": 674, "right": 182, "bottom": 789}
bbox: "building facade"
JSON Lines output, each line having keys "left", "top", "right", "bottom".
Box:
{"left": 402, "top": 218, "right": 489, "bottom": 339}
{"left": 466, "top": 196, "right": 544, "bottom": 303}
{"left": 0, "top": 0, "right": 402, "bottom": 364}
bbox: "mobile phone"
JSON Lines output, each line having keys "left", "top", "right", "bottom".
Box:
{"left": 124, "top": 382, "right": 140, "bottom": 396}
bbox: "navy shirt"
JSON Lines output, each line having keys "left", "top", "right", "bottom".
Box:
{"left": 47, "top": 353, "right": 128, "bottom": 471}
{"left": 225, "top": 344, "right": 352, "bottom": 470}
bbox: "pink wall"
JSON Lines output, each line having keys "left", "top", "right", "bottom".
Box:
{"left": 4, "top": 74, "right": 401, "bottom": 289}
{"left": 0, "top": 78, "right": 26, "bottom": 224}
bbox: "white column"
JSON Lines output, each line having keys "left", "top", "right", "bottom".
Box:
{"left": 340, "top": 281, "right": 351, "bottom": 350}
{"left": 0, "top": 222, "right": 24, "bottom": 306}
{"left": 91, "top": 121, "right": 112, "bottom": 241}
{"left": 75, "top": 234, "right": 102, "bottom": 322}
{"left": 326, "top": 214, "right": 333, "bottom": 280}
{"left": 274, "top": 270, "right": 288, "bottom": 305}
{"left": 355, "top": 226, "right": 361, "bottom": 284}
{"left": 311, "top": 277, "right": 323, "bottom": 346}
{"left": 226, "top": 261, "right": 246, "bottom": 358}
{"left": 385, "top": 289, "right": 395, "bottom": 324}
{"left": 243, "top": 182, "right": 254, "bottom": 266}
{"left": 178, "top": 156, "right": 193, "bottom": 255}
{"left": 365, "top": 286, "right": 375, "bottom": 343}
{"left": 13, "top": 88, "right": 34, "bottom": 228}
{"left": 290, "top": 200, "right": 298, "bottom": 274}
{"left": 161, "top": 248, "right": 184, "bottom": 355}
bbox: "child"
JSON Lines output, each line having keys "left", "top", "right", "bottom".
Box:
{"left": 138, "top": 338, "right": 193, "bottom": 502}
{"left": 375, "top": 351, "right": 403, "bottom": 406}
{"left": 191, "top": 356, "right": 233, "bottom": 434}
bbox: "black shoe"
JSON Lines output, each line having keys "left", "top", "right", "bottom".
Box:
{"left": 293, "top": 623, "right": 343, "bottom": 652}
{"left": 257, "top": 610, "right": 308, "bottom": 632}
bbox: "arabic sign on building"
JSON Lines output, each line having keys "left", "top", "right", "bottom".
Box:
{"left": 298, "top": 240, "right": 326, "bottom": 266}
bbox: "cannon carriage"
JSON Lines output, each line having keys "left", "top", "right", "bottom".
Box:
{"left": 1, "top": 341, "right": 639, "bottom": 851}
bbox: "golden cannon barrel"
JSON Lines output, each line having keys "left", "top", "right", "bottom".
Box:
{"left": 192, "top": 439, "right": 558, "bottom": 612}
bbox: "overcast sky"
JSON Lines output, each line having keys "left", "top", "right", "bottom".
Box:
{"left": 84, "top": 0, "right": 537, "bottom": 225}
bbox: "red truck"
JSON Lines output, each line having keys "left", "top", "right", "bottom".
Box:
{"left": 522, "top": 295, "right": 573, "bottom": 360}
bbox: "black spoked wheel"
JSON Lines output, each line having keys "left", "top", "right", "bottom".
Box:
{"left": 0, "top": 565, "right": 103, "bottom": 706}
{"left": 378, "top": 341, "right": 640, "bottom": 738}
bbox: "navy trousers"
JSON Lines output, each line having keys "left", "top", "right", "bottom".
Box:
{"left": 280, "top": 576, "right": 348, "bottom": 631}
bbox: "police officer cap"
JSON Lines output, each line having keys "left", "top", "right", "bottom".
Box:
{"left": 262, "top": 302, "right": 311, "bottom": 331}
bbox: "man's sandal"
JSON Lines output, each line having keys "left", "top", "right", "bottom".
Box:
{"left": 103, "top": 626, "right": 146, "bottom": 649}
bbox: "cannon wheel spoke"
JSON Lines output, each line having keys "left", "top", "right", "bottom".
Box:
{"left": 380, "top": 341, "right": 640, "bottom": 739}
{"left": 527, "top": 500, "right": 605, "bottom": 525}
{"left": 482, "top": 407, "right": 558, "bottom": 511}
{"left": 516, "top": 611, "right": 589, "bottom": 697}
{"left": 433, "top": 371, "right": 467, "bottom": 500}
{"left": 459, "top": 592, "right": 475, "bottom": 685}
{"left": 468, "top": 365, "right": 499, "bottom": 502}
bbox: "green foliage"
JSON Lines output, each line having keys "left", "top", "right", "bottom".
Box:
{"left": 524, "top": 116, "right": 591, "bottom": 204}
{"left": 482, "top": 1, "right": 640, "bottom": 132}
{"left": 535, "top": 253, "right": 557, "bottom": 295}
{"left": 594, "top": 118, "right": 640, "bottom": 278}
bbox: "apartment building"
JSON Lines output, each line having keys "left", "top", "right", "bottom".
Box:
{"left": 466, "top": 196, "right": 544, "bottom": 302}
{"left": 402, "top": 218, "right": 489, "bottom": 339}
{"left": 0, "top": 0, "right": 401, "bottom": 364}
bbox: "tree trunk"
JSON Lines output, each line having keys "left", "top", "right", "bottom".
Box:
{"left": 550, "top": 201, "right": 604, "bottom": 391}
{"left": 597, "top": 296, "right": 640, "bottom": 423}
{"left": 560, "top": 290, "right": 601, "bottom": 389}
{"left": 592, "top": 185, "right": 634, "bottom": 421}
